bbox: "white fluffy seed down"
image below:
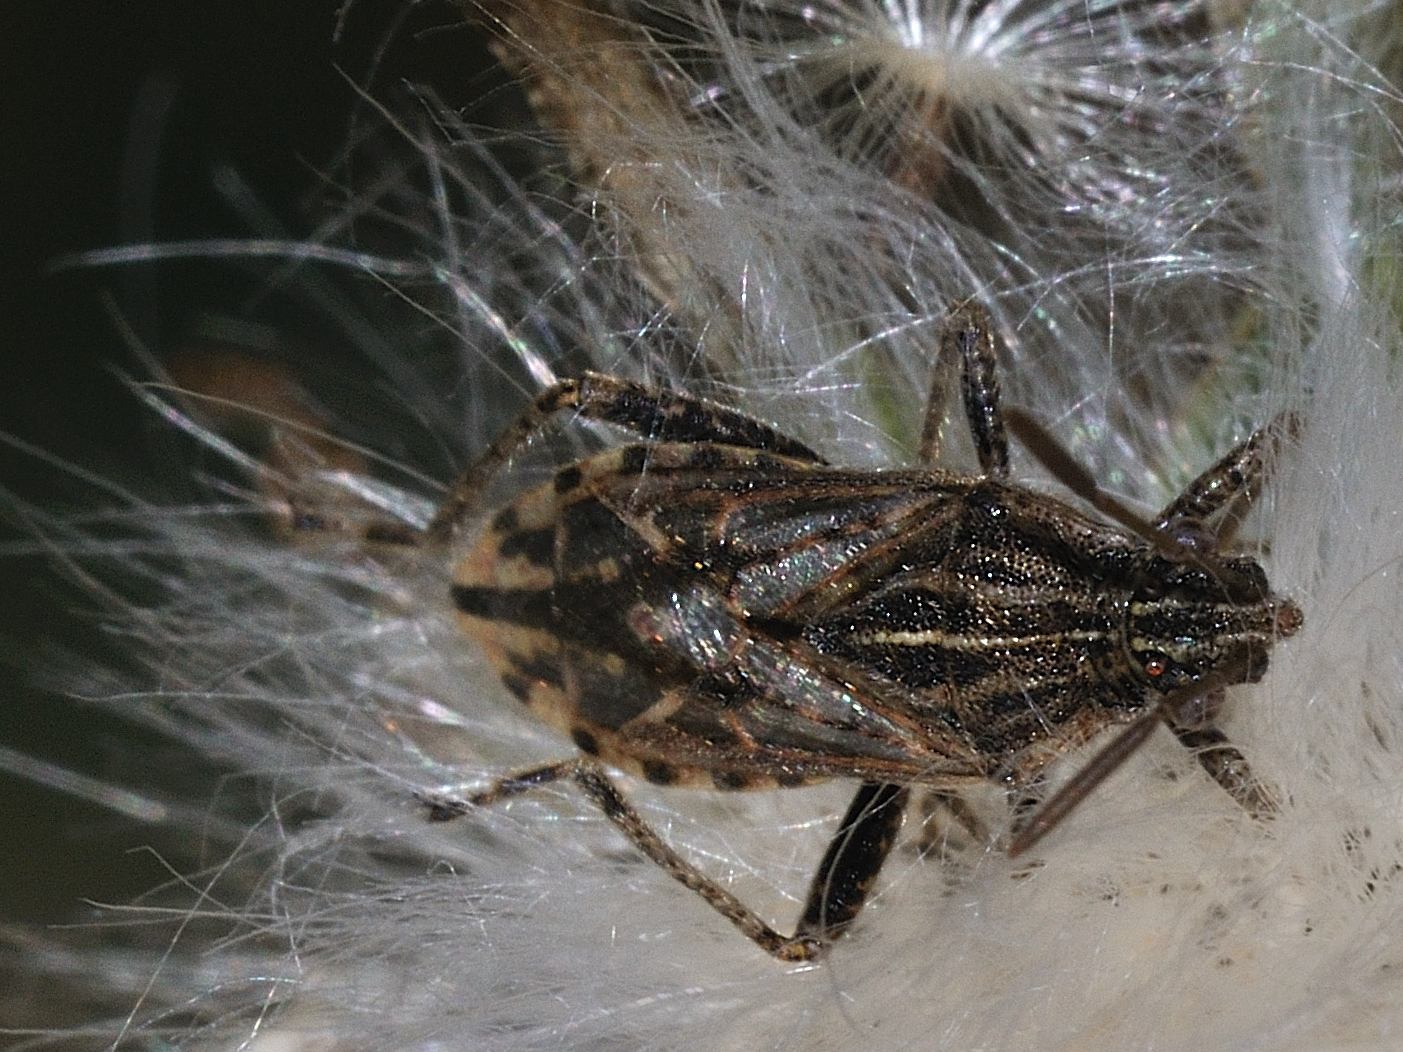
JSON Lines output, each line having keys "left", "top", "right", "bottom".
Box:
{"left": 10, "top": 2, "right": 1403, "bottom": 1050}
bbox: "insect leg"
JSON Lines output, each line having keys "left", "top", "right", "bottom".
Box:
{"left": 1006, "top": 409, "right": 1291, "bottom": 607}
{"left": 912, "top": 789, "right": 989, "bottom": 858}
{"left": 428, "top": 371, "right": 825, "bottom": 542}
{"left": 428, "top": 758, "right": 836, "bottom": 960}
{"left": 1155, "top": 413, "right": 1296, "bottom": 546}
{"left": 1007, "top": 708, "right": 1164, "bottom": 857}
{"left": 794, "top": 782, "right": 909, "bottom": 946}
{"left": 1166, "top": 687, "right": 1277, "bottom": 817}
{"left": 1003, "top": 407, "right": 1190, "bottom": 554}
{"left": 570, "top": 762, "right": 837, "bottom": 960}
{"left": 421, "top": 760, "right": 579, "bottom": 819}
{"left": 921, "top": 300, "right": 1009, "bottom": 478}
{"left": 1008, "top": 651, "right": 1266, "bottom": 856}
{"left": 1169, "top": 722, "right": 1278, "bottom": 819}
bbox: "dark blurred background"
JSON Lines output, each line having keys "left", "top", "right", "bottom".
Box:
{"left": 0, "top": 0, "right": 505, "bottom": 1022}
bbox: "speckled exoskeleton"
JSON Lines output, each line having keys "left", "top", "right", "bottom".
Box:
{"left": 421, "top": 302, "right": 1301, "bottom": 961}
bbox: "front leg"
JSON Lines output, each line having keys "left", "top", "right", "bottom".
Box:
{"left": 1169, "top": 722, "right": 1278, "bottom": 818}
{"left": 1008, "top": 651, "right": 1277, "bottom": 857}
{"left": 1155, "top": 413, "right": 1296, "bottom": 546}
{"left": 1167, "top": 689, "right": 1278, "bottom": 818}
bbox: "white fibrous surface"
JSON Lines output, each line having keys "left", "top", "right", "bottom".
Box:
{"left": 9, "top": 2, "right": 1403, "bottom": 1050}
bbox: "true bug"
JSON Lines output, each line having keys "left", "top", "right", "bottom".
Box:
{"left": 417, "top": 301, "right": 1301, "bottom": 962}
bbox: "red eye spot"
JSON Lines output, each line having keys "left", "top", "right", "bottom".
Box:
{"left": 1144, "top": 657, "right": 1166, "bottom": 678}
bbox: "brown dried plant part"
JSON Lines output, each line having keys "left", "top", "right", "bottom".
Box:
{"left": 164, "top": 347, "right": 407, "bottom": 542}
{"left": 470, "top": 0, "right": 722, "bottom": 316}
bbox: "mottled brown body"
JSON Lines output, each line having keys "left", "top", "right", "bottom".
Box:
{"left": 455, "top": 442, "right": 1288, "bottom": 793}
{"left": 428, "top": 302, "right": 1301, "bottom": 959}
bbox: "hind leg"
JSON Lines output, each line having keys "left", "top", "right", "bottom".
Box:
{"left": 426, "top": 765, "right": 908, "bottom": 960}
